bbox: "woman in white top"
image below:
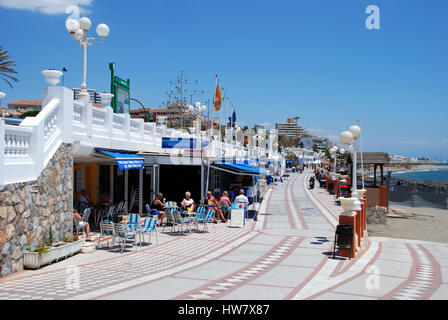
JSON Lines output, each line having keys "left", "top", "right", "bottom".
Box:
{"left": 181, "top": 191, "right": 195, "bottom": 212}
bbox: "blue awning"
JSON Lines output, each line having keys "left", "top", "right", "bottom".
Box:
{"left": 97, "top": 150, "right": 145, "bottom": 171}
{"left": 214, "top": 162, "right": 269, "bottom": 175}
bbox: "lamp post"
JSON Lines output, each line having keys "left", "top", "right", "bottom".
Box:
{"left": 65, "top": 17, "right": 110, "bottom": 101}
{"left": 339, "top": 148, "right": 345, "bottom": 172}
{"left": 340, "top": 128, "right": 362, "bottom": 212}
{"left": 349, "top": 125, "right": 361, "bottom": 196}
{"left": 188, "top": 102, "right": 206, "bottom": 134}
{"left": 330, "top": 146, "right": 338, "bottom": 178}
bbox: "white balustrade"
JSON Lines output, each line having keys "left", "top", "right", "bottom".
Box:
{"left": 130, "top": 119, "right": 139, "bottom": 134}
{"left": 0, "top": 81, "right": 278, "bottom": 187}
{"left": 113, "top": 114, "right": 125, "bottom": 131}
{"left": 4, "top": 125, "right": 32, "bottom": 160}
{"left": 73, "top": 101, "right": 84, "bottom": 123}
{"left": 92, "top": 107, "right": 106, "bottom": 127}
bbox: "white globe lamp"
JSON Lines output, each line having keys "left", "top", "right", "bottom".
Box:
{"left": 65, "top": 18, "right": 80, "bottom": 33}
{"left": 340, "top": 131, "right": 354, "bottom": 145}
{"left": 96, "top": 23, "right": 110, "bottom": 38}
{"left": 79, "top": 17, "right": 92, "bottom": 31}
{"left": 74, "top": 29, "right": 84, "bottom": 40}
{"left": 349, "top": 125, "right": 361, "bottom": 139}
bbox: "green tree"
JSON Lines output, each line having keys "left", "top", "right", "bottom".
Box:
{"left": 20, "top": 111, "right": 40, "bottom": 118}
{"left": 0, "top": 47, "right": 19, "bottom": 89}
{"left": 278, "top": 134, "right": 298, "bottom": 148}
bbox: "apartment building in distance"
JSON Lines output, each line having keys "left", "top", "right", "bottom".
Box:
{"left": 275, "top": 117, "right": 308, "bottom": 138}
{"left": 7, "top": 100, "right": 43, "bottom": 116}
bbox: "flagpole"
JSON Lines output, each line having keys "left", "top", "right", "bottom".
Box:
{"left": 226, "top": 97, "right": 229, "bottom": 142}
{"left": 219, "top": 89, "right": 224, "bottom": 142}
{"left": 206, "top": 74, "right": 218, "bottom": 196}
{"left": 214, "top": 75, "right": 218, "bottom": 134}
{"left": 358, "top": 117, "right": 365, "bottom": 189}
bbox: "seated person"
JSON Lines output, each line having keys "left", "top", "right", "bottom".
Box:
{"left": 78, "top": 189, "right": 93, "bottom": 212}
{"left": 99, "top": 189, "right": 110, "bottom": 204}
{"left": 181, "top": 191, "right": 195, "bottom": 213}
{"left": 73, "top": 209, "right": 92, "bottom": 241}
{"left": 234, "top": 189, "right": 249, "bottom": 206}
{"left": 151, "top": 193, "right": 166, "bottom": 226}
{"left": 202, "top": 191, "right": 227, "bottom": 223}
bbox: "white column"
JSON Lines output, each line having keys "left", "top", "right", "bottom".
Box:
{"left": 139, "top": 169, "right": 143, "bottom": 215}
{"left": 43, "top": 86, "right": 74, "bottom": 144}
{"left": 352, "top": 145, "right": 358, "bottom": 197}
{"left": 201, "top": 162, "right": 205, "bottom": 201}
{"left": 85, "top": 100, "right": 93, "bottom": 142}
{"left": 124, "top": 170, "right": 129, "bottom": 213}
{"left": 110, "top": 164, "right": 114, "bottom": 203}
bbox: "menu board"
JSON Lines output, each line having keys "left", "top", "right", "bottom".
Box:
{"left": 230, "top": 203, "right": 246, "bottom": 228}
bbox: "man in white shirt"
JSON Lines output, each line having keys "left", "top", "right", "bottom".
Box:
{"left": 234, "top": 189, "right": 249, "bottom": 205}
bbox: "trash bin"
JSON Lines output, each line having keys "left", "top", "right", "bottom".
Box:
{"left": 333, "top": 224, "right": 354, "bottom": 259}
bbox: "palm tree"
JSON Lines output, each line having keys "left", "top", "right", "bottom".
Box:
{"left": 0, "top": 46, "right": 19, "bottom": 89}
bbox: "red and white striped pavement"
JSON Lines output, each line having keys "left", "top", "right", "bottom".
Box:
{"left": 0, "top": 170, "right": 446, "bottom": 300}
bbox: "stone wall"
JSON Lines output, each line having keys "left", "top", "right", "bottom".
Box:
{"left": 366, "top": 206, "right": 388, "bottom": 225}
{"left": 0, "top": 144, "right": 73, "bottom": 277}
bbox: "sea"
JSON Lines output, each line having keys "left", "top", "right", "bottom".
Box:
{"left": 390, "top": 164, "right": 448, "bottom": 183}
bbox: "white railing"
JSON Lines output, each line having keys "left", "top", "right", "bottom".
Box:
{"left": 1, "top": 86, "right": 73, "bottom": 185}
{"left": 0, "top": 83, "right": 279, "bottom": 186}
{"left": 4, "top": 125, "right": 33, "bottom": 161}
{"left": 92, "top": 107, "right": 106, "bottom": 127}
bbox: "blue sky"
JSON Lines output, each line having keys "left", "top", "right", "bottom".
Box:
{"left": 0, "top": 0, "right": 447, "bottom": 159}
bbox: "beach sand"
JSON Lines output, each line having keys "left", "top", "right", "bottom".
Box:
{"left": 368, "top": 203, "right": 448, "bottom": 244}
{"left": 364, "top": 164, "right": 448, "bottom": 174}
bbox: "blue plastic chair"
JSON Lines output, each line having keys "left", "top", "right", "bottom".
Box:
{"left": 97, "top": 206, "right": 115, "bottom": 226}
{"left": 172, "top": 211, "right": 191, "bottom": 235}
{"left": 145, "top": 204, "right": 159, "bottom": 217}
{"left": 124, "top": 213, "right": 140, "bottom": 232}
{"left": 195, "top": 209, "right": 216, "bottom": 233}
{"left": 97, "top": 220, "right": 115, "bottom": 251}
{"left": 191, "top": 206, "right": 206, "bottom": 230}
{"left": 166, "top": 201, "right": 177, "bottom": 208}
{"left": 113, "top": 223, "right": 137, "bottom": 253}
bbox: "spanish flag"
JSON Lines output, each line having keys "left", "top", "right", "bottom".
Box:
{"left": 213, "top": 85, "right": 222, "bottom": 111}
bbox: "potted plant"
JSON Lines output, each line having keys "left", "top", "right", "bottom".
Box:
{"left": 23, "top": 232, "right": 84, "bottom": 270}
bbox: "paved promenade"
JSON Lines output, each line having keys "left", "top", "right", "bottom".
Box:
{"left": 0, "top": 170, "right": 447, "bottom": 300}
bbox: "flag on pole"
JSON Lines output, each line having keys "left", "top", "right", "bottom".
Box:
{"left": 213, "top": 85, "right": 222, "bottom": 111}
{"left": 228, "top": 109, "right": 236, "bottom": 127}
